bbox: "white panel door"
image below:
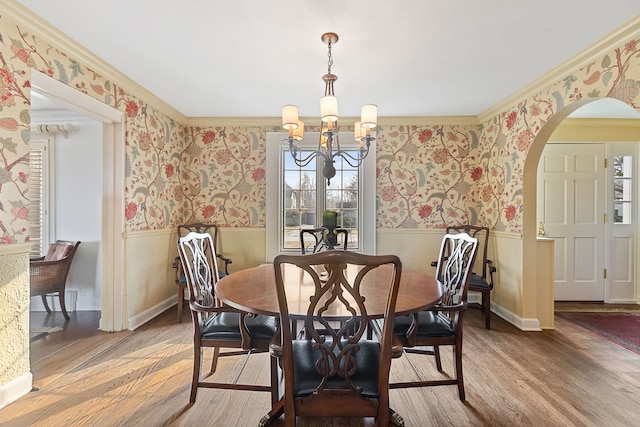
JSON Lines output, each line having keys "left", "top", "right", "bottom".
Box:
{"left": 537, "top": 143, "right": 605, "bottom": 301}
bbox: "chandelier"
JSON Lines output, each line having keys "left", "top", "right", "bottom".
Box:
{"left": 281, "top": 32, "right": 377, "bottom": 185}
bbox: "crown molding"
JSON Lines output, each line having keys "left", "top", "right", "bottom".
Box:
{"left": 478, "top": 15, "right": 640, "bottom": 123}
{"left": 377, "top": 116, "right": 479, "bottom": 126}
{"left": 1, "top": 0, "right": 187, "bottom": 124}
{"left": 186, "top": 115, "right": 479, "bottom": 128}
{"left": 186, "top": 116, "right": 281, "bottom": 128}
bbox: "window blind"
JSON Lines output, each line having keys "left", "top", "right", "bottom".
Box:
{"left": 29, "top": 142, "right": 46, "bottom": 258}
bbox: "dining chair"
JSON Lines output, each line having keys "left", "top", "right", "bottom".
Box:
{"left": 177, "top": 231, "right": 278, "bottom": 404}
{"left": 388, "top": 232, "right": 478, "bottom": 400}
{"left": 30, "top": 240, "right": 81, "bottom": 320}
{"left": 299, "top": 226, "right": 348, "bottom": 253}
{"left": 271, "top": 250, "right": 403, "bottom": 426}
{"left": 173, "top": 222, "right": 233, "bottom": 322}
{"left": 446, "top": 224, "right": 496, "bottom": 329}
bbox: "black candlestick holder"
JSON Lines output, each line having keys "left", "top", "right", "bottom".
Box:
{"left": 322, "top": 225, "right": 339, "bottom": 250}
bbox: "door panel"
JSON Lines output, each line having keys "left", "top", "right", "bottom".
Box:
{"left": 537, "top": 143, "right": 605, "bottom": 301}
{"left": 573, "top": 237, "right": 597, "bottom": 281}
{"left": 612, "top": 237, "right": 632, "bottom": 281}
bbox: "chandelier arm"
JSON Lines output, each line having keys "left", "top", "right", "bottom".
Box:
{"left": 293, "top": 154, "right": 320, "bottom": 168}
{"left": 286, "top": 140, "right": 322, "bottom": 167}
{"left": 332, "top": 149, "right": 370, "bottom": 168}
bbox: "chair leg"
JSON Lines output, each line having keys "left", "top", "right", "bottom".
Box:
{"left": 177, "top": 284, "right": 185, "bottom": 323}
{"left": 210, "top": 347, "right": 220, "bottom": 373}
{"left": 454, "top": 343, "right": 465, "bottom": 400}
{"left": 58, "top": 291, "right": 70, "bottom": 320}
{"left": 270, "top": 353, "right": 279, "bottom": 407}
{"left": 190, "top": 345, "right": 202, "bottom": 404}
{"left": 434, "top": 345, "right": 443, "bottom": 371}
{"left": 41, "top": 294, "right": 52, "bottom": 313}
{"left": 376, "top": 401, "right": 390, "bottom": 426}
{"left": 483, "top": 290, "right": 491, "bottom": 330}
{"left": 284, "top": 409, "right": 296, "bottom": 427}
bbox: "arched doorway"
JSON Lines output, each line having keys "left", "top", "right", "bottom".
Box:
{"left": 523, "top": 97, "right": 640, "bottom": 323}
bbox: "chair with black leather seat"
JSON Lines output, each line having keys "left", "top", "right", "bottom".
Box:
{"left": 272, "top": 250, "right": 403, "bottom": 426}
{"left": 30, "top": 240, "right": 81, "bottom": 320}
{"left": 299, "top": 226, "right": 348, "bottom": 254}
{"left": 177, "top": 231, "right": 278, "bottom": 404}
{"left": 446, "top": 224, "right": 496, "bottom": 329}
{"left": 173, "top": 222, "right": 233, "bottom": 322}
{"left": 390, "top": 232, "right": 478, "bottom": 400}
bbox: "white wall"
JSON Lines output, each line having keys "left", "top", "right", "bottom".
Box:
{"left": 30, "top": 118, "right": 103, "bottom": 311}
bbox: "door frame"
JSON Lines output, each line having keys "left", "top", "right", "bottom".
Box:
{"left": 31, "top": 71, "right": 126, "bottom": 332}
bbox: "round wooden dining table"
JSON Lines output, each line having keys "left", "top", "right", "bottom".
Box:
{"left": 215, "top": 262, "right": 442, "bottom": 427}
{"left": 216, "top": 262, "right": 443, "bottom": 318}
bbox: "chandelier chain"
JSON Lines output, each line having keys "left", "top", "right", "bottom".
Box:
{"left": 327, "top": 39, "right": 333, "bottom": 75}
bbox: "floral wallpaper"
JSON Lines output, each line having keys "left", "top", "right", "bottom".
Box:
{"left": 375, "top": 124, "right": 486, "bottom": 229}
{"left": 123, "top": 101, "right": 185, "bottom": 230}
{"left": 0, "top": 9, "right": 639, "bottom": 245}
{"left": 0, "top": 19, "right": 33, "bottom": 244}
{"left": 175, "top": 125, "right": 267, "bottom": 227}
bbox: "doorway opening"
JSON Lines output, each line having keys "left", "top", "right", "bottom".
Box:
{"left": 30, "top": 71, "right": 126, "bottom": 332}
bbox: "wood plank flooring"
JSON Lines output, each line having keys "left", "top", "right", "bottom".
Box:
{"left": 2, "top": 305, "right": 639, "bottom": 426}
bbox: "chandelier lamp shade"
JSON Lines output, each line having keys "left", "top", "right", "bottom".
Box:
{"left": 282, "top": 32, "right": 377, "bottom": 185}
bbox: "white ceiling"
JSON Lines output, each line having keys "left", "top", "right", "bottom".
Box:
{"left": 18, "top": 0, "right": 640, "bottom": 119}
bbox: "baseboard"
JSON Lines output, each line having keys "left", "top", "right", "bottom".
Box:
{"left": 492, "top": 302, "right": 542, "bottom": 332}
{"left": 127, "top": 296, "right": 175, "bottom": 331}
{"left": 30, "top": 291, "right": 78, "bottom": 312}
{"left": 0, "top": 372, "right": 32, "bottom": 410}
{"left": 468, "top": 292, "right": 543, "bottom": 331}
{"left": 607, "top": 298, "right": 639, "bottom": 304}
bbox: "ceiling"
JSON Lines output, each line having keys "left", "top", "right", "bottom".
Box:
{"left": 17, "top": 1, "right": 640, "bottom": 119}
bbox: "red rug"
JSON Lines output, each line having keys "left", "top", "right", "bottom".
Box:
{"left": 557, "top": 312, "right": 640, "bottom": 355}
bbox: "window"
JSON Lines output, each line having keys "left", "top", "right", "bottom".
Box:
{"left": 282, "top": 149, "right": 360, "bottom": 250}
{"left": 613, "top": 154, "right": 633, "bottom": 224}
{"left": 266, "top": 132, "right": 375, "bottom": 260}
{"left": 29, "top": 137, "right": 53, "bottom": 258}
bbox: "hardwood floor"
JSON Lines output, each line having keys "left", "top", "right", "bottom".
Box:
{"left": 3, "top": 305, "right": 639, "bottom": 426}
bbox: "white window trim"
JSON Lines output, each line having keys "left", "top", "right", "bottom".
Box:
{"left": 266, "top": 131, "right": 376, "bottom": 261}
